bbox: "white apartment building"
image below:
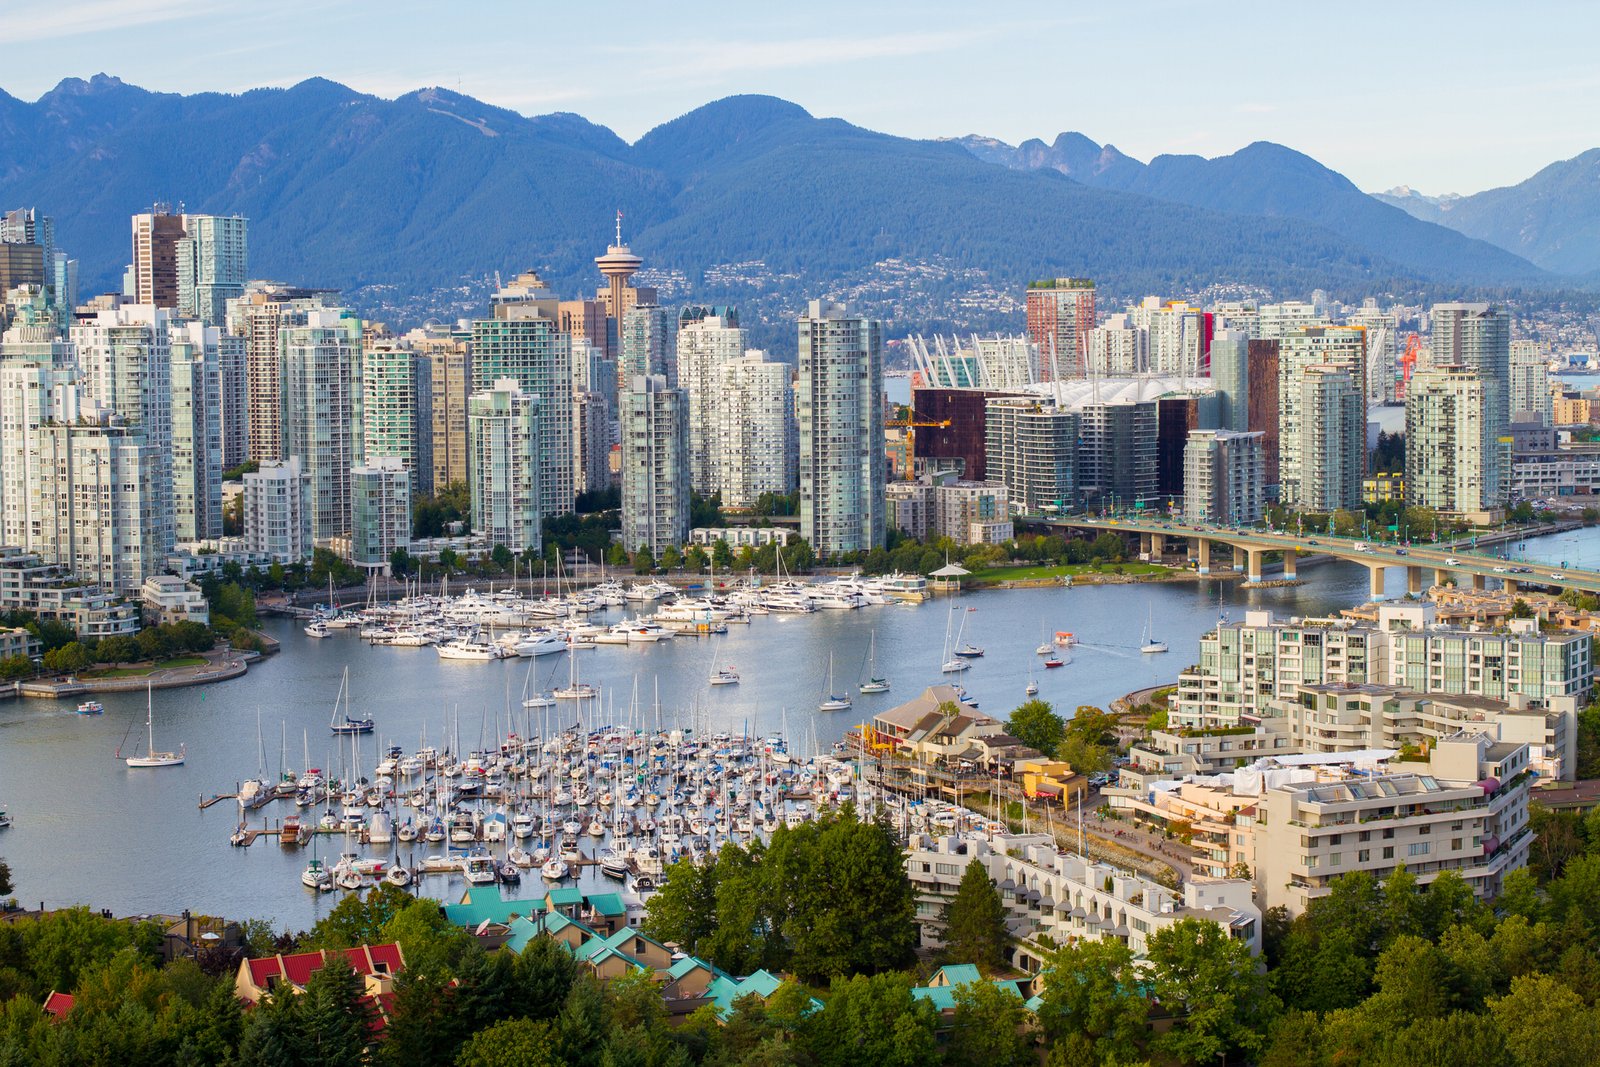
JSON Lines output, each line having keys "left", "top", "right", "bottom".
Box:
{"left": 797, "top": 301, "right": 884, "bottom": 556}
{"left": 677, "top": 307, "right": 747, "bottom": 495}
{"left": 467, "top": 379, "right": 541, "bottom": 553}
{"left": 1406, "top": 365, "right": 1498, "bottom": 521}
{"left": 933, "top": 480, "right": 1011, "bottom": 544}
{"left": 621, "top": 374, "right": 690, "bottom": 559}
{"left": 1284, "top": 363, "right": 1364, "bottom": 512}
{"left": 34, "top": 397, "right": 164, "bottom": 595}
{"left": 1510, "top": 340, "right": 1552, "bottom": 426}
{"left": 280, "top": 308, "right": 362, "bottom": 542}
{"left": 140, "top": 574, "right": 210, "bottom": 625}
{"left": 1126, "top": 298, "right": 1203, "bottom": 376}
{"left": 1256, "top": 301, "right": 1329, "bottom": 340}
{"left": 169, "top": 321, "right": 224, "bottom": 542}
{"left": 906, "top": 830, "right": 1260, "bottom": 973}
{"left": 174, "top": 214, "right": 248, "bottom": 326}
{"left": 243, "top": 457, "right": 312, "bottom": 563}
{"left": 885, "top": 481, "right": 932, "bottom": 540}
{"left": 349, "top": 458, "right": 412, "bottom": 573}
{"left": 713, "top": 352, "right": 794, "bottom": 508}
{"left": 0, "top": 548, "right": 139, "bottom": 639}
{"left": 1253, "top": 738, "right": 1532, "bottom": 915}
{"left": 1183, "top": 429, "right": 1265, "bottom": 525}
{"left": 0, "top": 357, "right": 77, "bottom": 552}
{"left": 362, "top": 339, "right": 421, "bottom": 474}
{"left": 983, "top": 397, "right": 1077, "bottom": 516}
{"left": 1085, "top": 314, "right": 1147, "bottom": 376}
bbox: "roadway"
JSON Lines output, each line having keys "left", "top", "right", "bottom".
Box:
{"left": 1035, "top": 515, "right": 1600, "bottom": 600}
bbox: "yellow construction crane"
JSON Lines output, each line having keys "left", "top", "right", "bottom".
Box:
{"left": 885, "top": 411, "right": 952, "bottom": 480}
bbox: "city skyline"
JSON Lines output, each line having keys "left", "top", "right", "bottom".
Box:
{"left": 4, "top": 0, "right": 1598, "bottom": 195}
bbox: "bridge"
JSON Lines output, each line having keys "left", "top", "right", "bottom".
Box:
{"left": 1035, "top": 515, "right": 1600, "bottom": 601}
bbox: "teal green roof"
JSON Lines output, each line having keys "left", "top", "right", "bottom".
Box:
{"left": 668, "top": 955, "right": 723, "bottom": 982}
{"left": 586, "top": 892, "right": 626, "bottom": 916}
{"left": 504, "top": 911, "right": 595, "bottom": 955}
{"left": 546, "top": 887, "right": 584, "bottom": 907}
{"left": 441, "top": 888, "right": 548, "bottom": 929}
{"left": 931, "top": 964, "right": 982, "bottom": 988}
{"left": 703, "top": 969, "right": 820, "bottom": 1019}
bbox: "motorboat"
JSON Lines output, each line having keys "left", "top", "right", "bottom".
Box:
{"left": 302, "top": 859, "right": 334, "bottom": 892}
{"left": 76, "top": 700, "right": 104, "bottom": 715}
{"left": 304, "top": 619, "right": 330, "bottom": 639}
{"left": 436, "top": 635, "right": 506, "bottom": 661}
{"left": 462, "top": 851, "right": 498, "bottom": 886}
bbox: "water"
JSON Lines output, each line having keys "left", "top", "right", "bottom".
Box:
{"left": 0, "top": 532, "right": 1576, "bottom": 928}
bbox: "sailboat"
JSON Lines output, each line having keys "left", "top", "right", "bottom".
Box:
{"left": 819, "top": 652, "right": 852, "bottom": 711}
{"left": 952, "top": 608, "right": 984, "bottom": 657}
{"left": 859, "top": 630, "right": 890, "bottom": 693}
{"left": 1139, "top": 602, "right": 1168, "bottom": 654}
{"left": 939, "top": 603, "right": 970, "bottom": 673}
{"left": 708, "top": 640, "right": 739, "bottom": 686}
{"left": 120, "top": 682, "right": 185, "bottom": 768}
{"left": 554, "top": 647, "right": 597, "bottom": 700}
{"left": 1025, "top": 669, "right": 1039, "bottom": 696}
{"left": 329, "top": 666, "right": 375, "bottom": 733}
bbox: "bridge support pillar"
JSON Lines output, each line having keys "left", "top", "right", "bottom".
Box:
{"left": 1246, "top": 549, "right": 1264, "bottom": 584}
{"left": 1196, "top": 539, "right": 1211, "bottom": 576}
{"left": 1139, "top": 533, "right": 1151, "bottom": 558}
{"left": 1471, "top": 573, "right": 1486, "bottom": 591}
{"left": 1505, "top": 579, "right": 1520, "bottom": 596}
{"left": 1232, "top": 545, "right": 1247, "bottom": 573}
{"left": 1435, "top": 568, "right": 1450, "bottom": 588}
{"left": 1151, "top": 534, "right": 1164, "bottom": 558}
{"left": 1407, "top": 567, "right": 1424, "bottom": 596}
{"left": 1368, "top": 564, "right": 1388, "bottom": 601}
{"left": 1282, "top": 548, "right": 1298, "bottom": 581}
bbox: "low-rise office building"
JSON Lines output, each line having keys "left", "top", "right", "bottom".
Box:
{"left": 140, "top": 575, "right": 209, "bottom": 626}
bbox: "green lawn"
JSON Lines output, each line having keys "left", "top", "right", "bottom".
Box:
{"left": 92, "top": 656, "right": 208, "bottom": 677}
{"left": 965, "top": 561, "right": 1171, "bottom": 582}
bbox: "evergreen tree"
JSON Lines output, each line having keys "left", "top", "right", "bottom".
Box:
{"left": 296, "top": 956, "right": 375, "bottom": 1067}
{"left": 455, "top": 1017, "right": 563, "bottom": 1067}
{"left": 946, "top": 980, "right": 1031, "bottom": 1067}
{"left": 940, "top": 860, "right": 1010, "bottom": 973}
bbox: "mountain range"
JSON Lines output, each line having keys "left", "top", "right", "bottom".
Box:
{"left": 0, "top": 76, "right": 1591, "bottom": 332}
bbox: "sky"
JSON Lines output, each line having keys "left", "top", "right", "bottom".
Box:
{"left": 4, "top": 0, "right": 1597, "bottom": 195}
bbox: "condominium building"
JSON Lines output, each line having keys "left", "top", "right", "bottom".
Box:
{"left": 885, "top": 481, "right": 932, "bottom": 540}
{"left": 0, "top": 356, "right": 77, "bottom": 552}
{"left": 71, "top": 303, "right": 175, "bottom": 555}
{"left": 906, "top": 830, "right": 1260, "bottom": 972}
{"left": 1076, "top": 398, "right": 1158, "bottom": 509}
{"left": 932, "top": 480, "right": 1011, "bottom": 544}
{"left": 1256, "top": 301, "right": 1328, "bottom": 340}
{"left": 619, "top": 304, "right": 674, "bottom": 390}
{"left": 243, "top": 458, "right": 312, "bottom": 562}
{"left": 408, "top": 325, "right": 472, "bottom": 494}
{"left": 1183, "top": 430, "right": 1265, "bottom": 525}
{"left": 34, "top": 395, "right": 164, "bottom": 594}
{"left": 1209, "top": 329, "right": 1249, "bottom": 432}
{"left": 712, "top": 353, "right": 794, "bottom": 508}
{"left": 228, "top": 286, "right": 330, "bottom": 464}
{"left": 349, "top": 458, "right": 412, "bottom": 573}
{"left": 621, "top": 374, "right": 690, "bottom": 559}
{"left": 0, "top": 547, "right": 139, "bottom": 640}
{"left": 1271, "top": 682, "right": 1577, "bottom": 781}
{"left": 983, "top": 397, "right": 1078, "bottom": 516}
{"left": 1175, "top": 605, "right": 1593, "bottom": 729}
{"left": 174, "top": 214, "right": 248, "bottom": 326}
{"left": 1283, "top": 364, "right": 1364, "bottom": 511}
{"left": 169, "top": 322, "right": 224, "bottom": 541}
{"left": 1509, "top": 340, "right": 1552, "bottom": 426}
{"left": 362, "top": 339, "right": 421, "bottom": 474}
{"left": 471, "top": 297, "right": 573, "bottom": 519}
{"left": 1405, "top": 365, "right": 1499, "bottom": 521}
{"left": 1254, "top": 737, "right": 1531, "bottom": 915}
{"left": 130, "top": 207, "right": 186, "bottom": 308}
{"left": 797, "top": 300, "right": 884, "bottom": 556}
{"left": 1085, "top": 313, "right": 1147, "bottom": 376}
{"left": 1025, "top": 278, "right": 1095, "bottom": 380}
{"left": 467, "top": 379, "right": 541, "bottom": 553}
{"left": 1348, "top": 300, "right": 1400, "bottom": 402}
{"left": 677, "top": 306, "right": 747, "bottom": 495}
{"left": 280, "top": 308, "right": 362, "bottom": 542}
{"left": 217, "top": 332, "right": 248, "bottom": 471}
{"left": 1131, "top": 298, "right": 1205, "bottom": 376}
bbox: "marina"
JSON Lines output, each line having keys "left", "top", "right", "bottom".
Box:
{"left": 0, "top": 533, "right": 1583, "bottom": 927}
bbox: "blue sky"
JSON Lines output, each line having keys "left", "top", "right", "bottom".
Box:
{"left": 5, "top": 0, "right": 1595, "bottom": 194}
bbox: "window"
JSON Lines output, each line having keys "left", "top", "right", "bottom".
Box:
{"left": 1358, "top": 849, "right": 1370, "bottom": 862}
{"left": 935, "top": 863, "right": 958, "bottom": 876}
{"left": 1452, "top": 839, "right": 1463, "bottom": 852}
{"left": 1383, "top": 846, "right": 1395, "bottom": 860}
{"left": 1408, "top": 842, "right": 1430, "bottom": 857}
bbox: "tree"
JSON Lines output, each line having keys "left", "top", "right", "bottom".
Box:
{"left": 946, "top": 979, "right": 1031, "bottom": 1067}
{"left": 389, "top": 547, "right": 413, "bottom": 577}
{"left": 303, "top": 884, "right": 416, "bottom": 950}
{"left": 0, "top": 655, "right": 35, "bottom": 681}
{"left": 1034, "top": 936, "right": 1148, "bottom": 1066}
{"left": 1510, "top": 598, "right": 1535, "bottom": 619}
{"left": 684, "top": 545, "right": 709, "bottom": 573}
{"left": 711, "top": 539, "right": 733, "bottom": 570}
{"left": 0, "top": 857, "right": 10, "bottom": 896}
{"left": 41, "top": 641, "right": 90, "bottom": 674}
{"left": 455, "top": 1017, "right": 563, "bottom": 1067}
{"left": 1146, "top": 917, "right": 1277, "bottom": 1064}
{"left": 298, "top": 955, "right": 376, "bottom": 1066}
{"left": 804, "top": 973, "right": 937, "bottom": 1067}
{"left": 490, "top": 544, "right": 514, "bottom": 570}
{"left": 941, "top": 860, "right": 1010, "bottom": 973}
{"left": 633, "top": 545, "right": 656, "bottom": 575}
{"left": 644, "top": 856, "right": 719, "bottom": 959}
{"left": 660, "top": 545, "right": 681, "bottom": 572}
{"left": 1489, "top": 974, "right": 1600, "bottom": 1067}
{"left": 606, "top": 543, "right": 628, "bottom": 569}
{"left": 1005, "top": 699, "right": 1064, "bottom": 758}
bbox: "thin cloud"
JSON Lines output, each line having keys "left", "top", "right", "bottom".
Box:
{"left": 623, "top": 28, "right": 985, "bottom": 84}
{"left": 6, "top": 0, "right": 220, "bottom": 44}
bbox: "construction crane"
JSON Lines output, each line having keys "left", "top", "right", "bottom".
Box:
{"left": 885, "top": 411, "right": 952, "bottom": 480}
{"left": 1398, "top": 333, "right": 1422, "bottom": 399}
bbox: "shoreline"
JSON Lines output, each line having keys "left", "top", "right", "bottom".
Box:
{"left": 10, "top": 649, "right": 260, "bottom": 700}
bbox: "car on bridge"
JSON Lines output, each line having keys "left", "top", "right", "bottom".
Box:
{"left": 1444, "top": 557, "right": 1461, "bottom": 565}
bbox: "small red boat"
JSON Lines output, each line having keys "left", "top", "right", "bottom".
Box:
{"left": 1043, "top": 658, "right": 1064, "bottom": 669}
